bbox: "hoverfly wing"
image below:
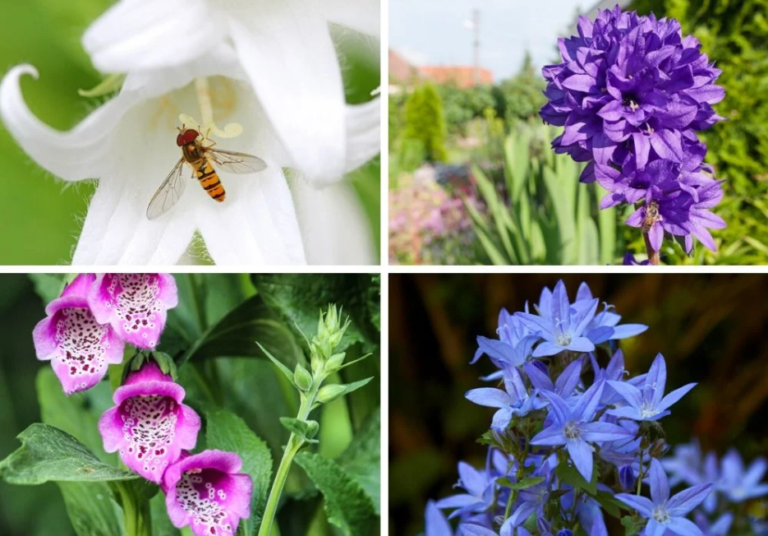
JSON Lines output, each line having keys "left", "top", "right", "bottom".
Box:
{"left": 146, "top": 158, "right": 186, "bottom": 220}
{"left": 207, "top": 148, "right": 267, "bottom": 175}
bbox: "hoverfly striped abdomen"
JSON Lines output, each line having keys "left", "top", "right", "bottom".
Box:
{"left": 195, "top": 159, "right": 226, "bottom": 202}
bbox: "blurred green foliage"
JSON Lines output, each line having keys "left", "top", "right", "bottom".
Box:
{"left": 1, "top": 2, "right": 381, "bottom": 264}
{"left": 0, "top": 273, "right": 381, "bottom": 536}
{"left": 389, "top": 274, "right": 768, "bottom": 535}
{"left": 628, "top": 0, "right": 768, "bottom": 264}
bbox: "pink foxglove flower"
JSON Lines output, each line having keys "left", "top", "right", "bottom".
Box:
{"left": 32, "top": 274, "right": 125, "bottom": 395}
{"left": 88, "top": 273, "right": 177, "bottom": 349}
{"left": 163, "top": 450, "right": 253, "bottom": 536}
{"left": 99, "top": 361, "right": 200, "bottom": 483}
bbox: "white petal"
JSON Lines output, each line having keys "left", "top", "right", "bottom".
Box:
{"left": 345, "top": 99, "right": 380, "bottom": 173}
{"left": 0, "top": 65, "right": 138, "bottom": 181}
{"left": 289, "top": 175, "right": 376, "bottom": 265}
{"left": 228, "top": 0, "right": 347, "bottom": 185}
{"left": 73, "top": 177, "right": 197, "bottom": 265}
{"left": 320, "top": 0, "right": 380, "bottom": 36}
{"left": 83, "top": 0, "right": 223, "bottom": 72}
{"left": 195, "top": 163, "right": 306, "bottom": 265}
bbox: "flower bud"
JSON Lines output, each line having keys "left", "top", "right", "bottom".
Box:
{"left": 619, "top": 465, "right": 636, "bottom": 491}
{"left": 326, "top": 353, "right": 346, "bottom": 371}
{"left": 316, "top": 384, "right": 347, "bottom": 404}
{"left": 557, "top": 530, "right": 573, "bottom": 536}
{"left": 294, "top": 364, "right": 312, "bottom": 392}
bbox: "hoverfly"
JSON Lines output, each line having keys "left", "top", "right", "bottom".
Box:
{"left": 146, "top": 127, "right": 267, "bottom": 220}
{"left": 642, "top": 200, "right": 662, "bottom": 233}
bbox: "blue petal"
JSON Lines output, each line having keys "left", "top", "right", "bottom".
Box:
{"left": 475, "top": 337, "right": 522, "bottom": 367}
{"left": 646, "top": 519, "right": 668, "bottom": 536}
{"left": 657, "top": 383, "right": 697, "bottom": 412}
{"left": 611, "top": 323, "right": 648, "bottom": 339}
{"left": 426, "top": 501, "right": 453, "bottom": 536}
{"left": 644, "top": 353, "right": 667, "bottom": 407}
{"left": 565, "top": 337, "right": 596, "bottom": 353}
{"left": 516, "top": 312, "right": 555, "bottom": 340}
{"left": 668, "top": 483, "right": 713, "bottom": 516}
{"left": 574, "top": 380, "right": 604, "bottom": 421}
{"left": 649, "top": 458, "right": 670, "bottom": 504}
{"left": 571, "top": 298, "right": 599, "bottom": 337}
{"left": 539, "top": 390, "right": 571, "bottom": 423}
{"left": 524, "top": 361, "right": 554, "bottom": 392}
{"left": 744, "top": 457, "right": 768, "bottom": 488}
{"left": 580, "top": 421, "right": 634, "bottom": 442}
{"left": 492, "top": 408, "right": 513, "bottom": 431}
{"left": 458, "top": 462, "right": 487, "bottom": 497}
{"left": 566, "top": 439, "right": 594, "bottom": 482}
{"left": 667, "top": 517, "right": 705, "bottom": 536}
{"left": 606, "top": 406, "right": 642, "bottom": 420}
{"left": 435, "top": 493, "right": 479, "bottom": 509}
{"left": 459, "top": 524, "right": 497, "bottom": 536}
{"left": 466, "top": 388, "right": 511, "bottom": 409}
{"left": 586, "top": 325, "right": 614, "bottom": 344}
{"left": 607, "top": 380, "right": 643, "bottom": 409}
{"left": 614, "top": 493, "right": 655, "bottom": 517}
{"left": 533, "top": 341, "right": 568, "bottom": 357}
{"left": 530, "top": 424, "right": 567, "bottom": 447}
{"left": 555, "top": 357, "right": 583, "bottom": 397}
{"left": 552, "top": 280, "right": 571, "bottom": 330}
{"left": 576, "top": 282, "right": 593, "bottom": 302}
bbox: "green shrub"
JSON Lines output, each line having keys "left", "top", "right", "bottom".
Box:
{"left": 402, "top": 83, "right": 448, "bottom": 163}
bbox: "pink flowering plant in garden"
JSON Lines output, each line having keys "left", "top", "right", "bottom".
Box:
{"left": 1, "top": 274, "right": 380, "bottom": 536}
{"left": 426, "top": 280, "right": 767, "bottom": 536}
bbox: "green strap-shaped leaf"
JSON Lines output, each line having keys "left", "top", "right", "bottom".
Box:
{"left": 58, "top": 482, "right": 126, "bottom": 536}
{"left": 315, "top": 378, "right": 373, "bottom": 406}
{"left": 179, "top": 295, "right": 304, "bottom": 369}
{"left": 205, "top": 410, "right": 272, "bottom": 535}
{"left": 294, "top": 452, "right": 378, "bottom": 536}
{"left": 0, "top": 424, "right": 138, "bottom": 485}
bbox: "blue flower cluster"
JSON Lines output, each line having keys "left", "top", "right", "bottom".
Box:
{"left": 425, "top": 281, "right": 768, "bottom": 536}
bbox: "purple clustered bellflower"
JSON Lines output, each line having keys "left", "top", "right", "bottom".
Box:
{"left": 32, "top": 273, "right": 253, "bottom": 536}
{"left": 540, "top": 7, "right": 726, "bottom": 259}
{"left": 427, "top": 280, "right": 768, "bottom": 536}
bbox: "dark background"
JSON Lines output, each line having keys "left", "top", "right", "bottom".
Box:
{"left": 389, "top": 274, "right": 768, "bottom": 535}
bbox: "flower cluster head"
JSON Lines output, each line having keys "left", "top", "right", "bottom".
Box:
{"left": 425, "top": 280, "right": 768, "bottom": 536}
{"left": 540, "top": 7, "right": 726, "bottom": 255}
{"left": 33, "top": 273, "right": 177, "bottom": 394}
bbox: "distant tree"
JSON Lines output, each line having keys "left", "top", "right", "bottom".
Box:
{"left": 497, "top": 51, "right": 546, "bottom": 124}
{"left": 402, "top": 83, "right": 448, "bottom": 162}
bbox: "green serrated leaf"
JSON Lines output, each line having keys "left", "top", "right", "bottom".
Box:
{"left": 0, "top": 424, "right": 138, "bottom": 484}
{"left": 496, "top": 476, "right": 544, "bottom": 491}
{"left": 294, "top": 452, "right": 378, "bottom": 536}
{"left": 337, "top": 409, "right": 380, "bottom": 514}
{"left": 205, "top": 410, "right": 272, "bottom": 535}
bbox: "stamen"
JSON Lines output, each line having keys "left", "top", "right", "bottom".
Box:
{"left": 179, "top": 77, "right": 243, "bottom": 140}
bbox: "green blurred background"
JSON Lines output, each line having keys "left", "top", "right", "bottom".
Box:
{"left": 0, "top": 1, "right": 381, "bottom": 264}
{"left": 0, "top": 273, "right": 381, "bottom": 535}
{"left": 389, "top": 0, "right": 768, "bottom": 265}
{"left": 389, "top": 274, "right": 768, "bottom": 534}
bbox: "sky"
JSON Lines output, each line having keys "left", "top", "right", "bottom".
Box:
{"left": 389, "top": 0, "right": 596, "bottom": 81}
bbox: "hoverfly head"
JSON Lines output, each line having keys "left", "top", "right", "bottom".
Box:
{"left": 176, "top": 128, "right": 200, "bottom": 147}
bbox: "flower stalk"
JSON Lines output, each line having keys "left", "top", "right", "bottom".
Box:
{"left": 643, "top": 231, "right": 660, "bottom": 265}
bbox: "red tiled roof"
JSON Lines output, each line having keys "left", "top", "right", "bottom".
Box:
{"left": 418, "top": 66, "right": 493, "bottom": 88}
{"left": 389, "top": 50, "right": 422, "bottom": 84}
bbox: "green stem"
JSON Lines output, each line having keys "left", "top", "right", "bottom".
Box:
{"left": 116, "top": 483, "right": 150, "bottom": 536}
{"left": 258, "top": 381, "right": 321, "bottom": 536}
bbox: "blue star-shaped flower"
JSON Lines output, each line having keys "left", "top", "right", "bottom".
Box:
{"left": 616, "top": 458, "right": 712, "bottom": 536}
{"left": 530, "top": 381, "right": 633, "bottom": 481}
{"left": 608, "top": 353, "right": 696, "bottom": 421}
{"left": 466, "top": 365, "right": 546, "bottom": 431}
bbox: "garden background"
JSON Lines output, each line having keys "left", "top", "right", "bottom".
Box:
{"left": 0, "top": 0, "right": 380, "bottom": 264}
{"left": 0, "top": 273, "right": 381, "bottom": 535}
{"left": 389, "top": 0, "right": 768, "bottom": 265}
{"left": 389, "top": 273, "right": 768, "bottom": 534}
